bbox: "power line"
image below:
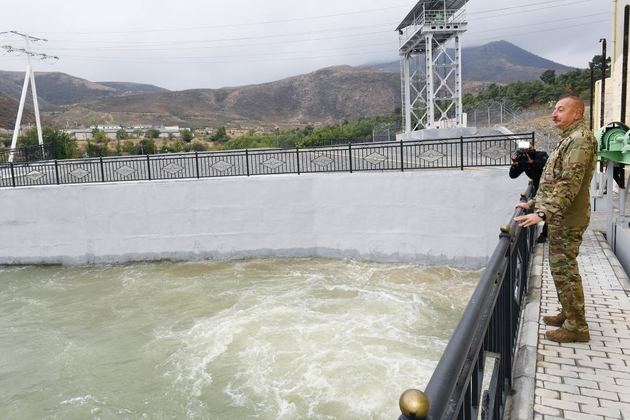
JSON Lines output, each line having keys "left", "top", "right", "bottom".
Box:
{"left": 26, "top": 0, "right": 591, "bottom": 38}
{"left": 59, "top": 48, "right": 396, "bottom": 66}
{"left": 55, "top": 17, "right": 608, "bottom": 66}
{"left": 467, "top": 0, "right": 586, "bottom": 15}
{"left": 35, "top": 11, "right": 608, "bottom": 63}
{"left": 43, "top": 22, "right": 397, "bottom": 48}
{"left": 53, "top": 11, "right": 606, "bottom": 62}
{"left": 59, "top": 41, "right": 396, "bottom": 61}
{"left": 0, "top": 30, "right": 47, "bottom": 43}
{"left": 42, "top": 9, "right": 607, "bottom": 54}
{"left": 471, "top": 0, "right": 596, "bottom": 21}
{"left": 470, "top": 12, "right": 609, "bottom": 35}
{"left": 0, "top": 1, "right": 605, "bottom": 71}
{"left": 469, "top": 19, "right": 609, "bottom": 45}
{"left": 29, "top": 4, "right": 411, "bottom": 36}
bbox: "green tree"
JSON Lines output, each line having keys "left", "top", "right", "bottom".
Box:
{"left": 137, "top": 138, "right": 156, "bottom": 154}
{"left": 180, "top": 129, "right": 193, "bottom": 142}
{"left": 115, "top": 139, "right": 123, "bottom": 156}
{"left": 170, "top": 140, "right": 184, "bottom": 153}
{"left": 145, "top": 128, "right": 160, "bottom": 139}
{"left": 123, "top": 140, "right": 136, "bottom": 155}
{"left": 91, "top": 128, "right": 108, "bottom": 143}
{"left": 17, "top": 126, "right": 77, "bottom": 159}
{"left": 540, "top": 69, "right": 556, "bottom": 85}
{"left": 211, "top": 126, "right": 230, "bottom": 142}
{"left": 116, "top": 128, "right": 129, "bottom": 140}
{"left": 191, "top": 140, "right": 208, "bottom": 151}
{"left": 85, "top": 141, "right": 108, "bottom": 157}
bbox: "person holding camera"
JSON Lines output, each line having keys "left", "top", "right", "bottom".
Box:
{"left": 509, "top": 144, "right": 549, "bottom": 242}
{"left": 509, "top": 145, "right": 549, "bottom": 191}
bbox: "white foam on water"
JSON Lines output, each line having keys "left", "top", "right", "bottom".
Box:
{"left": 146, "top": 259, "right": 476, "bottom": 418}
{"left": 59, "top": 394, "right": 104, "bottom": 406}
{"left": 1, "top": 258, "right": 477, "bottom": 419}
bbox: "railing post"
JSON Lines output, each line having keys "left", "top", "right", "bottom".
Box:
{"left": 531, "top": 131, "right": 535, "bottom": 148}
{"left": 99, "top": 156, "right": 105, "bottom": 182}
{"left": 146, "top": 154, "right": 151, "bottom": 180}
{"left": 54, "top": 160, "right": 60, "bottom": 185}
{"left": 460, "top": 136, "right": 464, "bottom": 170}
{"left": 400, "top": 139, "right": 404, "bottom": 172}
{"left": 195, "top": 151, "right": 200, "bottom": 178}
{"left": 296, "top": 147, "right": 301, "bottom": 175}
{"left": 348, "top": 143, "right": 353, "bottom": 173}
{"left": 245, "top": 149, "right": 250, "bottom": 176}
{"left": 10, "top": 162, "right": 15, "bottom": 188}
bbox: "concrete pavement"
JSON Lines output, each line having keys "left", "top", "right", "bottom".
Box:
{"left": 511, "top": 228, "right": 630, "bottom": 419}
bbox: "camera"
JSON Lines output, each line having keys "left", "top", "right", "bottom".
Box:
{"left": 512, "top": 147, "right": 532, "bottom": 163}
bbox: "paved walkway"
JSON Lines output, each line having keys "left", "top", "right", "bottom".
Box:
{"left": 512, "top": 228, "right": 630, "bottom": 419}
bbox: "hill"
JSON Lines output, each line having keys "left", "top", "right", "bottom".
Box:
{"left": 44, "top": 66, "right": 401, "bottom": 128}
{"left": 0, "top": 71, "right": 169, "bottom": 108}
{"left": 98, "top": 81, "right": 169, "bottom": 95}
{"left": 368, "top": 41, "right": 574, "bottom": 83}
{"left": 0, "top": 40, "right": 575, "bottom": 128}
{"left": 0, "top": 92, "right": 35, "bottom": 129}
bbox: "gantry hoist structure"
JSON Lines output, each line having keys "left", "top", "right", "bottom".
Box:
{"left": 397, "top": 0, "right": 469, "bottom": 138}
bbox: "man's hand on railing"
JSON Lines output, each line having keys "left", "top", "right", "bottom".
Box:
{"left": 513, "top": 201, "right": 542, "bottom": 227}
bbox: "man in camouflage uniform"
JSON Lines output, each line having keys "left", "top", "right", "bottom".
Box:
{"left": 514, "top": 96, "right": 597, "bottom": 343}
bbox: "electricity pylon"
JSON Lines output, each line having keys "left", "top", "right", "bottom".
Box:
{"left": 1, "top": 30, "right": 58, "bottom": 162}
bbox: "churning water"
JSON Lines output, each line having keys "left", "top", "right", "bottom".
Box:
{"left": 0, "top": 258, "right": 478, "bottom": 419}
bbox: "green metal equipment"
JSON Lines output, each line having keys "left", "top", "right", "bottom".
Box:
{"left": 597, "top": 122, "right": 630, "bottom": 164}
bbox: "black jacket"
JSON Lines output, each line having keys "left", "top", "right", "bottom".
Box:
{"left": 509, "top": 149, "right": 549, "bottom": 192}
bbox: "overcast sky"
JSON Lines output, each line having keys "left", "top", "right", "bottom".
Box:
{"left": 0, "top": 0, "right": 611, "bottom": 90}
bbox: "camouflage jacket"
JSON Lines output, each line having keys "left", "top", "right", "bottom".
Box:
{"left": 530, "top": 120, "right": 597, "bottom": 226}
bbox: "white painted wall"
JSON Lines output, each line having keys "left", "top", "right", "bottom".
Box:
{"left": 0, "top": 169, "right": 527, "bottom": 267}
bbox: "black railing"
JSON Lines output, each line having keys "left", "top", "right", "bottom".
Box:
{"left": 0, "top": 132, "right": 534, "bottom": 188}
{"left": 398, "top": 186, "right": 536, "bottom": 420}
{"left": 0, "top": 144, "right": 52, "bottom": 164}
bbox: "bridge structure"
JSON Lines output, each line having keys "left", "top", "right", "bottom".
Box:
{"left": 398, "top": 0, "right": 469, "bottom": 138}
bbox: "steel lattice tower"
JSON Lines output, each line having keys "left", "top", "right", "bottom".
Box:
{"left": 397, "top": 0, "right": 468, "bottom": 138}
{"left": 0, "top": 31, "right": 58, "bottom": 162}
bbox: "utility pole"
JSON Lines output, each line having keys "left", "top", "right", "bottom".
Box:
{"left": 1, "top": 30, "right": 58, "bottom": 162}
{"left": 599, "top": 38, "right": 607, "bottom": 129}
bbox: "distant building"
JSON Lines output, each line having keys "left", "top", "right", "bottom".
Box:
{"left": 63, "top": 125, "right": 191, "bottom": 141}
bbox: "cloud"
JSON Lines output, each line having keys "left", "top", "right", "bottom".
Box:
{"left": 0, "top": 0, "right": 610, "bottom": 89}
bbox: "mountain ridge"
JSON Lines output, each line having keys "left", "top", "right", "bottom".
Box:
{"left": 367, "top": 40, "right": 573, "bottom": 82}
{"left": 0, "top": 41, "right": 577, "bottom": 129}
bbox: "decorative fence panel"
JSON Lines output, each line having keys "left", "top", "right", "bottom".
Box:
{"left": 0, "top": 133, "right": 534, "bottom": 188}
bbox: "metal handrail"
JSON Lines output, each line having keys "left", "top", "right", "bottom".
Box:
{"left": 399, "top": 8, "right": 467, "bottom": 45}
{"left": 0, "top": 133, "right": 534, "bottom": 188}
{"left": 398, "top": 186, "right": 536, "bottom": 420}
{"left": 0, "top": 143, "right": 51, "bottom": 164}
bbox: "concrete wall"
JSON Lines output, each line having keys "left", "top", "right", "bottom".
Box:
{"left": 0, "top": 169, "right": 527, "bottom": 267}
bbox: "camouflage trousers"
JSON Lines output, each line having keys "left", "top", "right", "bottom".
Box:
{"left": 548, "top": 223, "right": 589, "bottom": 333}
